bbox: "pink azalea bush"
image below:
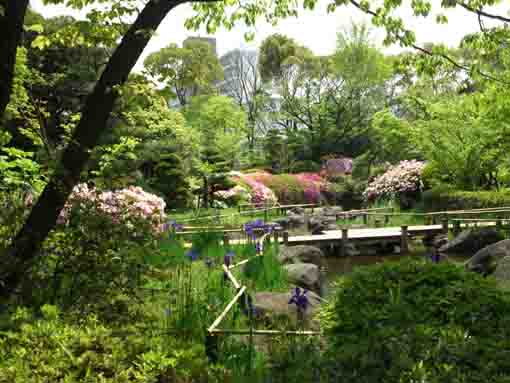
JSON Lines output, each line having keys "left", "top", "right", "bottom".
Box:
{"left": 363, "top": 160, "right": 426, "bottom": 202}
{"left": 58, "top": 184, "right": 166, "bottom": 232}
{"left": 234, "top": 171, "right": 329, "bottom": 205}
{"left": 236, "top": 173, "right": 278, "bottom": 207}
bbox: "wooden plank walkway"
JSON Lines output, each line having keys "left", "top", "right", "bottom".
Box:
{"left": 282, "top": 221, "right": 497, "bottom": 246}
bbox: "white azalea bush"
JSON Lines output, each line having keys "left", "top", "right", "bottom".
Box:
{"left": 26, "top": 184, "right": 167, "bottom": 311}
{"left": 363, "top": 160, "right": 426, "bottom": 207}
{"left": 213, "top": 185, "right": 251, "bottom": 206}
{"left": 58, "top": 184, "right": 166, "bottom": 233}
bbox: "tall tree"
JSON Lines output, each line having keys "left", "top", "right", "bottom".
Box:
{"left": 0, "top": 0, "right": 30, "bottom": 120}
{"left": 1, "top": 0, "right": 208, "bottom": 297}
{"left": 220, "top": 49, "right": 268, "bottom": 148}
{"left": 143, "top": 40, "right": 223, "bottom": 107}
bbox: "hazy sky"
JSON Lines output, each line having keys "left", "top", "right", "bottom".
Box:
{"left": 30, "top": 0, "right": 505, "bottom": 72}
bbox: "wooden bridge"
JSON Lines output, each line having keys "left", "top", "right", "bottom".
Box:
{"left": 278, "top": 221, "right": 498, "bottom": 255}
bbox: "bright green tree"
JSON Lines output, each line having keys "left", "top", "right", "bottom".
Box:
{"left": 143, "top": 40, "right": 223, "bottom": 107}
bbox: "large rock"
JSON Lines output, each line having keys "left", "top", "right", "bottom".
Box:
{"left": 492, "top": 256, "right": 510, "bottom": 287}
{"left": 279, "top": 245, "right": 324, "bottom": 266}
{"left": 466, "top": 239, "right": 510, "bottom": 275}
{"left": 321, "top": 206, "right": 342, "bottom": 217}
{"left": 439, "top": 228, "right": 504, "bottom": 254}
{"left": 287, "top": 213, "right": 305, "bottom": 227}
{"left": 272, "top": 217, "right": 290, "bottom": 230}
{"left": 284, "top": 263, "right": 322, "bottom": 293}
{"left": 253, "top": 290, "right": 322, "bottom": 329}
{"left": 289, "top": 207, "right": 305, "bottom": 215}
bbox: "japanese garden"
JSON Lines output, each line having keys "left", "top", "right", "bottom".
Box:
{"left": 2, "top": 0, "right": 510, "bottom": 381}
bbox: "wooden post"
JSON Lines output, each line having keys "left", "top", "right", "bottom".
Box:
{"left": 442, "top": 218, "right": 449, "bottom": 235}
{"left": 384, "top": 214, "right": 390, "bottom": 225}
{"left": 223, "top": 233, "right": 229, "bottom": 246}
{"left": 264, "top": 208, "right": 268, "bottom": 222}
{"left": 283, "top": 231, "right": 289, "bottom": 246}
{"left": 497, "top": 216, "right": 502, "bottom": 230}
{"left": 401, "top": 225, "right": 408, "bottom": 254}
{"left": 273, "top": 230, "right": 279, "bottom": 244}
{"left": 453, "top": 220, "right": 461, "bottom": 237}
{"left": 363, "top": 214, "right": 368, "bottom": 225}
{"left": 341, "top": 228, "right": 349, "bottom": 257}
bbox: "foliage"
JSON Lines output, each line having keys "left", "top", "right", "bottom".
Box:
{"left": 408, "top": 87, "right": 510, "bottom": 190}
{"left": 321, "top": 259, "right": 510, "bottom": 382}
{"left": 242, "top": 243, "right": 288, "bottom": 291}
{"left": 363, "top": 160, "right": 426, "bottom": 206}
{"left": 144, "top": 41, "right": 223, "bottom": 107}
{"left": 0, "top": 147, "right": 47, "bottom": 193}
{"left": 0, "top": 305, "right": 222, "bottom": 382}
{"left": 423, "top": 186, "right": 510, "bottom": 211}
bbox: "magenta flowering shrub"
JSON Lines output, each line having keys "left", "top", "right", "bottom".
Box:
{"left": 58, "top": 184, "right": 166, "bottom": 232}
{"left": 363, "top": 160, "right": 426, "bottom": 202}
{"left": 232, "top": 171, "right": 329, "bottom": 205}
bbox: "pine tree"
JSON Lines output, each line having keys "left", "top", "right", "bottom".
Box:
{"left": 153, "top": 150, "right": 191, "bottom": 208}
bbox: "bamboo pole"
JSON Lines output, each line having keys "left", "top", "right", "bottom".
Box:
{"left": 222, "top": 265, "right": 241, "bottom": 290}
{"left": 208, "top": 286, "right": 247, "bottom": 332}
{"left": 209, "top": 328, "right": 322, "bottom": 336}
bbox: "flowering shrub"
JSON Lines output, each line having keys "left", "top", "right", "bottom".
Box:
{"left": 240, "top": 172, "right": 328, "bottom": 204}
{"left": 363, "top": 160, "right": 426, "bottom": 202}
{"left": 58, "top": 184, "right": 166, "bottom": 232}
{"left": 213, "top": 185, "right": 251, "bottom": 205}
{"left": 236, "top": 173, "right": 278, "bottom": 207}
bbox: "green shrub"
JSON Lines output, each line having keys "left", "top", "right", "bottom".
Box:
{"left": 423, "top": 186, "right": 510, "bottom": 211}
{"left": 321, "top": 259, "right": 510, "bottom": 382}
{"left": 323, "top": 176, "right": 364, "bottom": 210}
{"left": 0, "top": 305, "right": 225, "bottom": 382}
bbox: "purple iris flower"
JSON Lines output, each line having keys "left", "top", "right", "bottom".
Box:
{"left": 185, "top": 249, "right": 199, "bottom": 261}
{"left": 430, "top": 252, "right": 441, "bottom": 263}
{"left": 288, "top": 287, "right": 309, "bottom": 313}
{"left": 255, "top": 242, "right": 262, "bottom": 254}
{"left": 224, "top": 251, "right": 235, "bottom": 267}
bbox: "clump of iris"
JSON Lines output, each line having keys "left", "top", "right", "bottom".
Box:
{"left": 244, "top": 219, "right": 277, "bottom": 240}
{"left": 288, "top": 287, "right": 309, "bottom": 314}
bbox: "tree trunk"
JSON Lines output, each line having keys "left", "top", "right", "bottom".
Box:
{"left": 0, "top": 0, "right": 30, "bottom": 120}
{"left": 0, "top": 0, "right": 186, "bottom": 297}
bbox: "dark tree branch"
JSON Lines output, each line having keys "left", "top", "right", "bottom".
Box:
{"left": 349, "top": 0, "right": 510, "bottom": 85}
{"left": 1, "top": 0, "right": 192, "bottom": 297}
{"left": 457, "top": 1, "right": 510, "bottom": 23}
{"left": 0, "top": 0, "right": 30, "bottom": 120}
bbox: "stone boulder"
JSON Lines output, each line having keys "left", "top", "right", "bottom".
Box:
{"left": 288, "top": 213, "right": 305, "bottom": 227}
{"left": 492, "top": 256, "right": 510, "bottom": 287}
{"left": 279, "top": 245, "right": 324, "bottom": 267}
{"left": 289, "top": 207, "right": 305, "bottom": 215}
{"left": 439, "top": 228, "right": 504, "bottom": 254}
{"left": 253, "top": 290, "right": 322, "bottom": 329}
{"left": 284, "top": 263, "right": 322, "bottom": 293}
{"left": 466, "top": 239, "right": 510, "bottom": 275}
{"left": 272, "top": 217, "right": 290, "bottom": 230}
{"left": 321, "top": 206, "right": 342, "bottom": 217}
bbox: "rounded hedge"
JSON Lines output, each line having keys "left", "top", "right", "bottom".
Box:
{"left": 321, "top": 259, "right": 510, "bottom": 382}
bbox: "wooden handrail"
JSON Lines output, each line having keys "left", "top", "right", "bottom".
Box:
{"left": 208, "top": 286, "right": 246, "bottom": 332}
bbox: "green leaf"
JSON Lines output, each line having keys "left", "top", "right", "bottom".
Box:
{"left": 31, "top": 35, "right": 51, "bottom": 50}
{"left": 25, "top": 24, "right": 44, "bottom": 33}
